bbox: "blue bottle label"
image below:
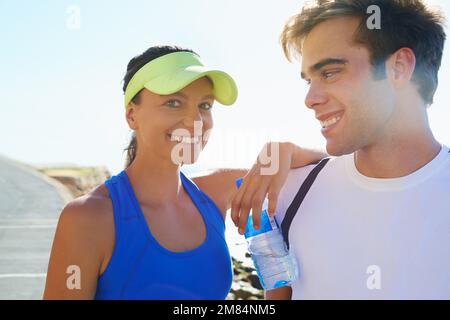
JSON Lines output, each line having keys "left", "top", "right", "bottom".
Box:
{"left": 244, "top": 210, "right": 278, "bottom": 238}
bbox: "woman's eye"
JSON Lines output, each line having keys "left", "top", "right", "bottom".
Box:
{"left": 199, "top": 102, "right": 213, "bottom": 110}
{"left": 165, "top": 99, "right": 181, "bottom": 108}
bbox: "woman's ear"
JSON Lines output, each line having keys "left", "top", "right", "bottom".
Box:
{"left": 125, "top": 104, "right": 138, "bottom": 130}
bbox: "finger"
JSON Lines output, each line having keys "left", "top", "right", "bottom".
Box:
{"left": 267, "top": 185, "right": 282, "bottom": 217}
{"left": 249, "top": 175, "right": 272, "bottom": 229}
{"left": 237, "top": 175, "right": 260, "bottom": 235}
{"left": 251, "top": 191, "right": 266, "bottom": 230}
{"left": 230, "top": 167, "right": 256, "bottom": 228}
{"left": 230, "top": 182, "right": 245, "bottom": 227}
{"left": 266, "top": 164, "right": 289, "bottom": 216}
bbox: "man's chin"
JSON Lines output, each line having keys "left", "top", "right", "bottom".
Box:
{"left": 326, "top": 141, "right": 355, "bottom": 157}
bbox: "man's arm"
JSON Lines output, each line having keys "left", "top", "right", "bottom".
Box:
{"left": 265, "top": 286, "right": 292, "bottom": 300}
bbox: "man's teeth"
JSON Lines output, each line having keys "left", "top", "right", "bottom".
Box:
{"left": 170, "top": 135, "right": 201, "bottom": 143}
{"left": 320, "top": 116, "right": 341, "bottom": 128}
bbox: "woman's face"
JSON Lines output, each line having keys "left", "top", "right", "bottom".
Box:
{"left": 126, "top": 77, "right": 215, "bottom": 165}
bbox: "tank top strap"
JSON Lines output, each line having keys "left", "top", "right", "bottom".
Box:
{"left": 98, "top": 171, "right": 148, "bottom": 297}
{"left": 179, "top": 171, "right": 226, "bottom": 239}
{"left": 106, "top": 171, "right": 140, "bottom": 220}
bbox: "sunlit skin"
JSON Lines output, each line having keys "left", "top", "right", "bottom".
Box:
{"left": 43, "top": 74, "right": 327, "bottom": 299}
{"left": 127, "top": 78, "right": 213, "bottom": 206}
{"left": 122, "top": 77, "right": 217, "bottom": 256}
{"left": 126, "top": 77, "right": 215, "bottom": 168}
{"left": 266, "top": 16, "right": 442, "bottom": 301}
{"left": 300, "top": 17, "right": 440, "bottom": 178}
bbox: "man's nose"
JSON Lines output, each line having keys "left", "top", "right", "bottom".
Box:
{"left": 305, "top": 82, "right": 328, "bottom": 109}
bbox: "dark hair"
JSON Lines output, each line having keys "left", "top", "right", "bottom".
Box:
{"left": 122, "top": 45, "right": 197, "bottom": 168}
{"left": 280, "top": 0, "right": 446, "bottom": 104}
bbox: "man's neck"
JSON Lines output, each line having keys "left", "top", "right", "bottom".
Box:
{"left": 354, "top": 130, "right": 441, "bottom": 179}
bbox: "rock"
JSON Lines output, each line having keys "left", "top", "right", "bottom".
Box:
{"left": 38, "top": 166, "right": 111, "bottom": 197}
{"left": 227, "top": 257, "right": 264, "bottom": 300}
{"left": 248, "top": 273, "right": 263, "bottom": 290}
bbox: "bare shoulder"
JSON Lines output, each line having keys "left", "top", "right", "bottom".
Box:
{"left": 44, "top": 183, "right": 115, "bottom": 299}
{"left": 57, "top": 183, "right": 115, "bottom": 267}
{"left": 61, "top": 183, "right": 113, "bottom": 227}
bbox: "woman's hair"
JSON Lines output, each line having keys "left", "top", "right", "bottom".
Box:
{"left": 122, "top": 45, "right": 197, "bottom": 168}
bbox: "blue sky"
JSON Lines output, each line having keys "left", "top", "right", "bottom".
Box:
{"left": 1, "top": 0, "right": 449, "bottom": 175}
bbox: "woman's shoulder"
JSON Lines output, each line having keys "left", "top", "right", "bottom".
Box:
{"left": 66, "top": 183, "right": 112, "bottom": 215}
{"left": 49, "top": 183, "right": 116, "bottom": 283}
{"left": 58, "top": 183, "right": 114, "bottom": 239}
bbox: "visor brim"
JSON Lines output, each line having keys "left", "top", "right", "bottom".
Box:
{"left": 143, "top": 65, "right": 238, "bottom": 106}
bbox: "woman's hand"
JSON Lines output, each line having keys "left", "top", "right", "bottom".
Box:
{"left": 230, "top": 142, "right": 327, "bottom": 235}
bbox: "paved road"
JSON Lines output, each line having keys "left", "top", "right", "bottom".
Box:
{"left": 0, "top": 155, "right": 72, "bottom": 299}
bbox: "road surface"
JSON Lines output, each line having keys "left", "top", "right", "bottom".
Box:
{"left": 0, "top": 155, "right": 72, "bottom": 299}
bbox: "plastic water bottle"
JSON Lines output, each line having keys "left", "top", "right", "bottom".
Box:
{"left": 236, "top": 178, "right": 299, "bottom": 290}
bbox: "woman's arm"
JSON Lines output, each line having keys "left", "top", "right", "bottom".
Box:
{"left": 43, "top": 198, "right": 108, "bottom": 299}
{"left": 192, "top": 142, "right": 327, "bottom": 222}
{"left": 191, "top": 168, "right": 248, "bottom": 218}
{"left": 231, "top": 142, "right": 327, "bottom": 233}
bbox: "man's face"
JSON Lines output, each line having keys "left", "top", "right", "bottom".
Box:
{"left": 301, "top": 17, "right": 396, "bottom": 156}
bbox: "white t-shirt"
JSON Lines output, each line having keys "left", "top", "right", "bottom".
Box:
{"left": 275, "top": 145, "right": 450, "bottom": 299}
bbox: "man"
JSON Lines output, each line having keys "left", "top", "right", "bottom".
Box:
{"left": 234, "top": 0, "right": 450, "bottom": 299}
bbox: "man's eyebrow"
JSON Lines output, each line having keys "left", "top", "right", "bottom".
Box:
{"left": 301, "top": 58, "right": 349, "bottom": 79}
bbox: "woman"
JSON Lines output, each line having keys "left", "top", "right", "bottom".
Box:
{"left": 43, "top": 45, "right": 326, "bottom": 299}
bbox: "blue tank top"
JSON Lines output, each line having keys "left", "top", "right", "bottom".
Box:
{"left": 94, "top": 170, "right": 233, "bottom": 300}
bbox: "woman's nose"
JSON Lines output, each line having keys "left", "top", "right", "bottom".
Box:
{"left": 182, "top": 107, "right": 203, "bottom": 130}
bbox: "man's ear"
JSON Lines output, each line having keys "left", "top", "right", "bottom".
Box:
{"left": 387, "top": 47, "right": 416, "bottom": 86}
{"left": 125, "top": 104, "right": 138, "bottom": 130}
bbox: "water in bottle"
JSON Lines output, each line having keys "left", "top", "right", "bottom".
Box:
{"left": 235, "top": 178, "right": 299, "bottom": 290}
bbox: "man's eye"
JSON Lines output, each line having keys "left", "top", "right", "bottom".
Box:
{"left": 199, "top": 102, "right": 213, "bottom": 110}
{"left": 322, "top": 70, "right": 339, "bottom": 79}
{"left": 165, "top": 99, "right": 181, "bottom": 108}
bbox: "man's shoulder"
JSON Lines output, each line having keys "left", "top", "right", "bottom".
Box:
{"left": 275, "top": 156, "right": 346, "bottom": 223}
{"left": 285, "top": 156, "right": 346, "bottom": 189}
{"left": 436, "top": 144, "right": 450, "bottom": 177}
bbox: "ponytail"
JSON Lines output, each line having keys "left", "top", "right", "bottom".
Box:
{"left": 124, "top": 131, "right": 137, "bottom": 168}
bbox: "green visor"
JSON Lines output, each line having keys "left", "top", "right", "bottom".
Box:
{"left": 124, "top": 51, "right": 238, "bottom": 108}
